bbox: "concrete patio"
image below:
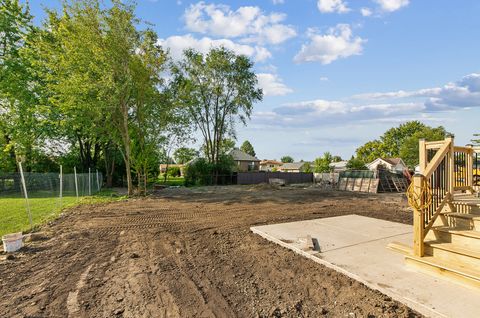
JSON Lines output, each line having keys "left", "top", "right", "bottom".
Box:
{"left": 251, "top": 215, "right": 480, "bottom": 318}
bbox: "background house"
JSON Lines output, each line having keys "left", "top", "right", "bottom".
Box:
{"left": 159, "top": 164, "right": 185, "bottom": 176}
{"left": 230, "top": 149, "right": 260, "bottom": 172}
{"left": 329, "top": 160, "right": 348, "bottom": 172}
{"left": 260, "top": 160, "right": 283, "bottom": 171}
{"left": 367, "top": 158, "right": 407, "bottom": 174}
{"left": 279, "top": 162, "right": 310, "bottom": 173}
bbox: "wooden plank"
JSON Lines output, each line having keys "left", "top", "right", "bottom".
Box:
{"left": 360, "top": 178, "right": 370, "bottom": 192}
{"left": 369, "top": 179, "right": 379, "bottom": 193}
{"left": 353, "top": 178, "right": 362, "bottom": 191}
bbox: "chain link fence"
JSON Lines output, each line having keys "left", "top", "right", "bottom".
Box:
{"left": 0, "top": 166, "right": 103, "bottom": 236}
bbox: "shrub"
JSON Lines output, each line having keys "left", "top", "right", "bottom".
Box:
{"left": 167, "top": 166, "right": 181, "bottom": 177}
{"left": 184, "top": 155, "right": 234, "bottom": 186}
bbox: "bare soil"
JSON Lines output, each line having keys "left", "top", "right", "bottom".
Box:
{"left": 0, "top": 185, "right": 420, "bottom": 318}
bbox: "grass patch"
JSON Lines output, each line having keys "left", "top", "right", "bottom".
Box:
{"left": 0, "top": 189, "right": 126, "bottom": 238}
{"left": 155, "top": 176, "right": 185, "bottom": 186}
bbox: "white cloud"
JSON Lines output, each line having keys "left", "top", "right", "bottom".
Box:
{"left": 183, "top": 2, "right": 296, "bottom": 45}
{"left": 360, "top": 7, "right": 372, "bottom": 16}
{"left": 257, "top": 73, "right": 293, "bottom": 96}
{"left": 317, "top": 0, "right": 350, "bottom": 14}
{"left": 374, "top": 0, "right": 409, "bottom": 12}
{"left": 351, "top": 73, "right": 480, "bottom": 110}
{"left": 253, "top": 73, "right": 480, "bottom": 128}
{"left": 158, "top": 34, "right": 271, "bottom": 62}
{"left": 320, "top": 76, "right": 329, "bottom": 81}
{"left": 294, "top": 24, "right": 366, "bottom": 64}
{"left": 272, "top": 0, "right": 285, "bottom": 4}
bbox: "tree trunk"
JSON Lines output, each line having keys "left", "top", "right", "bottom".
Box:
{"left": 121, "top": 104, "right": 133, "bottom": 195}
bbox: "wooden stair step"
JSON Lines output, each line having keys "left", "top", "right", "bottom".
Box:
{"left": 444, "top": 212, "right": 480, "bottom": 229}
{"left": 387, "top": 241, "right": 412, "bottom": 255}
{"left": 429, "top": 227, "right": 480, "bottom": 251}
{"left": 425, "top": 240, "right": 480, "bottom": 268}
{"left": 405, "top": 254, "right": 480, "bottom": 289}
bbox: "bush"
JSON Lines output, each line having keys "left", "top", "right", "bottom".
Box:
{"left": 167, "top": 166, "right": 181, "bottom": 177}
{"left": 184, "top": 155, "right": 234, "bottom": 186}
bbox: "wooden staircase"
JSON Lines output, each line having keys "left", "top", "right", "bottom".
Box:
{"left": 389, "top": 137, "right": 480, "bottom": 289}
{"left": 390, "top": 194, "right": 480, "bottom": 288}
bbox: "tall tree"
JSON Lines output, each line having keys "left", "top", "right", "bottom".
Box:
{"left": 174, "top": 147, "right": 198, "bottom": 164}
{"left": 34, "top": 0, "right": 175, "bottom": 195}
{"left": 355, "top": 121, "right": 448, "bottom": 167}
{"left": 281, "top": 155, "right": 294, "bottom": 163}
{"left": 240, "top": 140, "right": 256, "bottom": 157}
{"left": 313, "top": 152, "right": 332, "bottom": 173}
{"left": 171, "top": 47, "right": 262, "bottom": 176}
{"left": 0, "top": 0, "right": 43, "bottom": 170}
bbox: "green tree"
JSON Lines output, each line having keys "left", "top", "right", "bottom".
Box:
{"left": 313, "top": 152, "right": 332, "bottom": 173}
{"left": 399, "top": 126, "right": 447, "bottom": 168}
{"left": 303, "top": 162, "right": 312, "bottom": 173}
{"left": 0, "top": 0, "right": 45, "bottom": 171}
{"left": 332, "top": 155, "right": 342, "bottom": 162}
{"left": 240, "top": 140, "right": 256, "bottom": 157}
{"left": 346, "top": 156, "right": 367, "bottom": 170}
{"left": 355, "top": 121, "right": 448, "bottom": 167}
{"left": 33, "top": 0, "right": 177, "bottom": 194}
{"left": 174, "top": 147, "right": 199, "bottom": 164}
{"left": 281, "top": 155, "right": 294, "bottom": 163}
{"left": 356, "top": 140, "right": 387, "bottom": 163}
{"left": 472, "top": 134, "right": 480, "bottom": 146}
{"left": 171, "top": 47, "right": 262, "bottom": 177}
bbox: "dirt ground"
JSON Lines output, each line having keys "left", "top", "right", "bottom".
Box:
{"left": 0, "top": 185, "right": 420, "bottom": 318}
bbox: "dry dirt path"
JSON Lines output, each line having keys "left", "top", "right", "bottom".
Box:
{"left": 0, "top": 186, "right": 420, "bottom": 317}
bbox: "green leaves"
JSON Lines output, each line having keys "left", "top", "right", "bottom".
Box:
{"left": 171, "top": 46, "right": 262, "bottom": 167}
{"left": 355, "top": 121, "right": 448, "bottom": 168}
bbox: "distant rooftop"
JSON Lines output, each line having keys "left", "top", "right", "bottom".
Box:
{"left": 229, "top": 149, "right": 259, "bottom": 162}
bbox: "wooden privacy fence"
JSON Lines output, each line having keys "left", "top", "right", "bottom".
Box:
{"left": 409, "top": 137, "right": 476, "bottom": 256}
{"left": 237, "top": 172, "right": 313, "bottom": 185}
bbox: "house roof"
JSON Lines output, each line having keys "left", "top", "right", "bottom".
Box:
{"left": 229, "top": 149, "right": 260, "bottom": 162}
{"left": 280, "top": 162, "right": 308, "bottom": 170}
{"left": 382, "top": 158, "right": 404, "bottom": 166}
{"left": 367, "top": 157, "right": 406, "bottom": 169}
{"left": 260, "top": 160, "right": 283, "bottom": 165}
{"left": 329, "top": 160, "right": 348, "bottom": 168}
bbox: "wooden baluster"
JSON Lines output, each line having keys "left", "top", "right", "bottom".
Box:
{"left": 447, "top": 137, "right": 454, "bottom": 194}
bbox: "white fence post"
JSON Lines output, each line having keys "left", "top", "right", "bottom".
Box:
{"left": 74, "top": 166, "right": 79, "bottom": 200}
{"left": 96, "top": 169, "right": 100, "bottom": 192}
{"left": 88, "top": 168, "right": 91, "bottom": 196}
{"left": 59, "top": 165, "right": 63, "bottom": 209}
{"left": 18, "top": 162, "right": 33, "bottom": 230}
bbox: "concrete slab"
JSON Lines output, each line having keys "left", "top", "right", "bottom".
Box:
{"left": 251, "top": 215, "right": 480, "bottom": 318}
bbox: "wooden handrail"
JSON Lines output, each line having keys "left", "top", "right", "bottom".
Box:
{"left": 423, "top": 139, "right": 451, "bottom": 179}
{"left": 454, "top": 146, "right": 474, "bottom": 154}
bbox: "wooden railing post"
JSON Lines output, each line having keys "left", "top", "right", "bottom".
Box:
{"left": 467, "top": 144, "right": 474, "bottom": 191}
{"left": 419, "top": 138, "right": 426, "bottom": 173}
{"left": 412, "top": 174, "right": 425, "bottom": 257}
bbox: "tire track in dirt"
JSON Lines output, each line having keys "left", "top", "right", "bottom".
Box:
{"left": 67, "top": 263, "right": 94, "bottom": 317}
{"left": 1, "top": 188, "right": 418, "bottom": 318}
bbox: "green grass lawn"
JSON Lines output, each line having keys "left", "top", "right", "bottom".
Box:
{"left": 156, "top": 176, "right": 185, "bottom": 186}
{"left": 0, "top": 190, "right": 125, "bottom": 238}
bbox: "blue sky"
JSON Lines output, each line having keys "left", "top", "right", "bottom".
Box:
{"left": 29, "top": 0, "right": 480, "bottom": 161}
